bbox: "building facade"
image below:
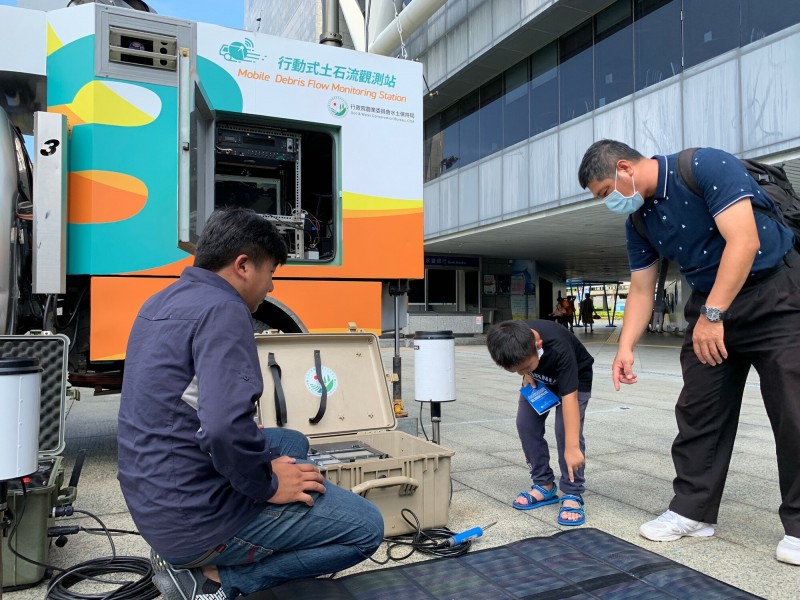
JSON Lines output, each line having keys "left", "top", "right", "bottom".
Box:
{"left": 249, "top": 0, "right": 800, "bottom": 330}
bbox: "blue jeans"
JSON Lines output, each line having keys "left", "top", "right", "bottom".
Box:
{"left": 161, "top": 428, "right": 384, "bottom": 597}
{"left": 516, "top": 391, "right": 590, "bottom": 496}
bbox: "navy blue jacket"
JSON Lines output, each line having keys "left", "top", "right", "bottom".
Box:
{"left": 118, "top": 267, "right": 276, "bottom": 557}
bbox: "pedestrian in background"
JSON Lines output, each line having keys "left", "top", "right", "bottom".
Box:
{"left": 580, "top": 293, "right": 595, "bottom": 333}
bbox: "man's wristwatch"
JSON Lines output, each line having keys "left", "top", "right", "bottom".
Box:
{"left": 700, "top": 305, "right": 729, "bottom": 322}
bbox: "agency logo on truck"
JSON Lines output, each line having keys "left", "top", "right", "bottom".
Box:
{"left": 219, "top": 38, "right": 263, "bottom": 63}
{"left": 328, "top": 96, "right": 348, "bottom": 117}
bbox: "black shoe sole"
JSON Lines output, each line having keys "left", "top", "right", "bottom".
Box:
{"left": 153, "top": 571, "right": 193, "bottom": 600}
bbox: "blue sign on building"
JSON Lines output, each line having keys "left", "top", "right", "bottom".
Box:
{"left": 425, "top": 256, "right": 479, "bottom": 268}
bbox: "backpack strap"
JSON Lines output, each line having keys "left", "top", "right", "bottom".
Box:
{"left": 678, "top": 149, "right": 786, "bottom": 226}
{"left": 676, "top": 148, "right": 702, "bottom": 196}
{"left": 743, "top": 159, "right": 794, "bottom": 193}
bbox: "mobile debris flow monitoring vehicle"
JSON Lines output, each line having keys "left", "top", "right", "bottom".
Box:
{"left": 0, "top": 1, "right": 423, "bottom": 388}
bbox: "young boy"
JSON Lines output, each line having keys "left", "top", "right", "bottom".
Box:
{"left": 487, "top": 319, "right": 594, "bottom": 525}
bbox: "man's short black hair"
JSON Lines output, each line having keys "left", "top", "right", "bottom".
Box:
{"left": 486, "top": 320, "right": 535, "bottom": 369}
{"left": 578, "top": 139, "right": 645, "bottom": 189}
{"left": 194, "top": 207, "right": 289, "bottom": 272}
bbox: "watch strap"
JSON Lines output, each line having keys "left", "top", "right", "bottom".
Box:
{"left": 700, "top": 305, "right": 729, "bottom": 321}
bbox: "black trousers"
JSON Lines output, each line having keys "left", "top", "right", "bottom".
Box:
{"left": 669, "top": 250, "right": 800, "bottom": 536}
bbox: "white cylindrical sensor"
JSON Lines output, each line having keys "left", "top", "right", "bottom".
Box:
{"left": 0, "top": 357, "right": 42, "bottom": 480}
{"left": 413, "top": 331, "right": 456, "bottom": 403}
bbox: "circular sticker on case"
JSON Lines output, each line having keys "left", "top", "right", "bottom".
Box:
{"left": 304, "top": 366, "right": 338, "bottom": 397}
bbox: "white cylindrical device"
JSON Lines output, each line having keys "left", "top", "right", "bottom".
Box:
{"left": 0, "top": 357, "right": 42, "bottom": 480}
{"left": 414, "top": 331, "right": 456, "bottom": 403}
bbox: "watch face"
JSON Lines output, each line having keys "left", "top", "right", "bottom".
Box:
{"left": 704, "top": 306, "right": 721, "bottom": 321}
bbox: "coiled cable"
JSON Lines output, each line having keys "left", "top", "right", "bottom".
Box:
{"left": 45, "top": 555, "right": 158, "bottom": 600}
{"left": 5, "top": 483, "right": 158, "bottom": 600}
{"left": 370, "top": 508, "right": 473, "bottom": 564}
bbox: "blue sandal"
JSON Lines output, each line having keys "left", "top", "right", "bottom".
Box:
{"left": 512, "top": 483, "right": 559, "bottom": 510}
{"left": 557, "top": 494, "right": 585, "bottom": 526}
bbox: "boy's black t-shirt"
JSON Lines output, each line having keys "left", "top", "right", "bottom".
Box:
{"left": 524, "top": 319, "right": 593, "bottom": 396}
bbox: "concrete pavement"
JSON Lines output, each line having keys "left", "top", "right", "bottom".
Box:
{"left": 3, "top": 325, "right": 798, "bottom": 599}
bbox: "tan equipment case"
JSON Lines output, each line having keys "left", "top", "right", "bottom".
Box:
{"left": 255, "top": 332, "right": 454, "bottom": 537}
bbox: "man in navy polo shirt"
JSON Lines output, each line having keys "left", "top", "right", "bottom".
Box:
{"left": 578, "top": 140, "right": 800, "bottom": 566}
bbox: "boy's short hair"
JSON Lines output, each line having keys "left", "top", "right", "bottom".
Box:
{"left": 195, "top": 206, "right": 289, "bottom": 272}
{"left": 487, "top": 320, "right": 535, "bottom": 369}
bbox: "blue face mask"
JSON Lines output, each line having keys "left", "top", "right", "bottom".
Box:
{"left": 604, "top": 170, "right": 644, "bottom": 215}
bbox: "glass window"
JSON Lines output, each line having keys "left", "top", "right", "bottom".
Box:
{"left": 683, "top": 0, "right": 740, "bottom": 69}
{"left": 440, "top": 104, "right": 460, "bottom": 173}
{"left": 424, "top": 117, "right": 442, "bottom": 182}
{"left": 408, "top": 277, "right": 425, "bottom": 304}
{"left": 465, "top": 270, "right": 479, "bottom": 306}
{"left": 559, "top": 21, "right": 593, "bottom": 123}
{"left": 594, "top": 0, "right": 633, "bottom": 107}
{"left": 479, "top": 77, "right": 504, "bottom": 159}
{"left": 634, "top": 0, "right": 682, "bottom": 91}
{"left": 530, "top": 42, "right": 559, "bottom": 135}
{"left": 458, "top": 91, "right": 480, "bottom": 167}
{"left": 503, "top": 59, "right": 530, "bottom": 148}
{"left": 741, "top": 0, "right": 800, "bottom": 45}
{"left": 427, "top": 268, "right": 456, "bottom": 304}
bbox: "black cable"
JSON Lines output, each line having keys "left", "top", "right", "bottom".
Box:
{"left": 45, "top": 509, "right": 158, "bottom": 600}
{"left": 418, "top": 401, "right": 430, "bottom": 442}
{"left": 55, "top": 286, "right": 87, "bottom": 330}
{"left": 5, "top": 484, "right": 158, "bottom": 600}
{"left": 46, "top": 556, "right": 158, "bottom": 600}
{"left": 42, "top": 293, "right": 53, "bottom": 331}
{"left": 369, "top": 508, "right": 472, "bottom": 565}
{"left": 81, "top": 526, "right": 141, "bottom": 536}
{"left": 6, "top": 478, "right": 31, "bottom": 566}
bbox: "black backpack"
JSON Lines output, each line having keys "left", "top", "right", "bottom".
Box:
{"left": 632, "top": 147, "right": 800, "bottom": 249}
{"left": 631, "top": 148, "right": 800, "bottom": 322}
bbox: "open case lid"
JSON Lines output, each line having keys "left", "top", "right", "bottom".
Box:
{"left": 255, "top": 332, "right": 396, "bottom": 437}
{"left": 0, "top": 332, "right": 69, "bottom": 457}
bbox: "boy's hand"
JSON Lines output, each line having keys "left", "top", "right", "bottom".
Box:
{"left": 564, "top": 447, "right": 585, "bottom": 483}
{"left": 522, "top": 373, "right": 536, "bottom": 387}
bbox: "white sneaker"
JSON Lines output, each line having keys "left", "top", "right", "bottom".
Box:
{"left": 776, "top": 535, "right": 800, "bottom": 565}
{"left": 639, "top": 510, "right": 715, "bottom": 542}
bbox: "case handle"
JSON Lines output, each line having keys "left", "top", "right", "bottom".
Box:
{"left": 351, "top": 476, "right": 419, "bottom": 497}
{"left": 57, "top": 485, "right": 78, "bottom": 506}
